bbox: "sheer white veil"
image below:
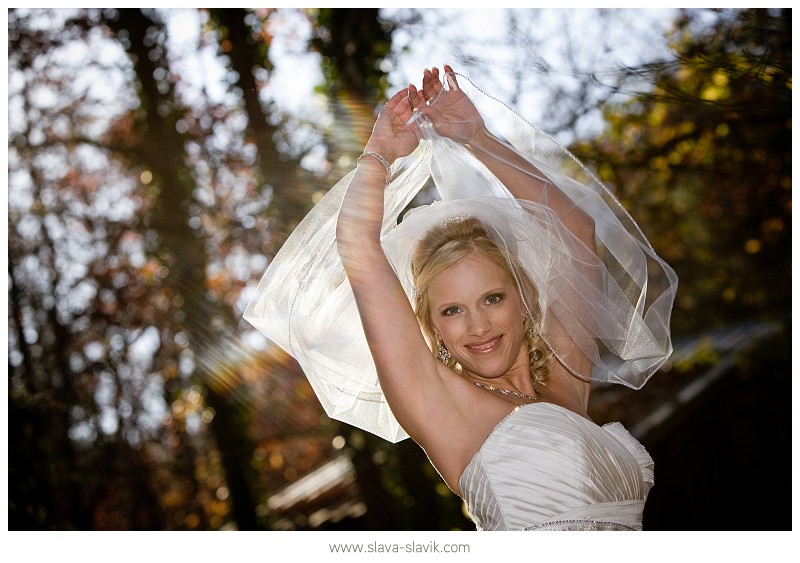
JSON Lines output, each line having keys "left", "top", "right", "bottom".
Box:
{"left": 244, "top": 73, "right": 678, "bottom": 443}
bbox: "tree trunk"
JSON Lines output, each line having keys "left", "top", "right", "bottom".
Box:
{"left": 108, "top": 8, "right": 261, "bottom": 530}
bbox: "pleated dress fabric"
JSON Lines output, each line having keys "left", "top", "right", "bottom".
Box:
{"left": 459, "top": 402, "right": 654, "bottom": 531}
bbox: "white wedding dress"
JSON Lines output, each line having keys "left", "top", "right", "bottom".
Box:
{"left": 459, "top": 403, "right": 654, "bottom": 531}
{"left": 244, "top": 72, "right": 673, "bottom": 530}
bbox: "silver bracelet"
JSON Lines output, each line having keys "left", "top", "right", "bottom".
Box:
{"left": 357, "top": 151, "right": 392, "bottom": 182}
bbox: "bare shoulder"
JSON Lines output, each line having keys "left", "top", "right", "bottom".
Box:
{"left": 409, "top": 369, "right": 523, "bottom": 495}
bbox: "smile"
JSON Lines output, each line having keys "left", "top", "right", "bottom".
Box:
{"left": 465, "top": 335, "right": 502, "bottom": 354}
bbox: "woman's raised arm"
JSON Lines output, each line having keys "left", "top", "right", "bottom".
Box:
{"left": 335, "top": 88, "right": 463, "bottom": 443}
{"left": 414, "top": 66, "right": 595, "bottom": 248}
{"left": 413, "top": 66, "right": 597, "bottom": 384}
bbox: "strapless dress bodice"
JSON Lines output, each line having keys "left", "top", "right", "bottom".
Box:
{"left": 458, "top": 402, "right": 654, "bottom": 530}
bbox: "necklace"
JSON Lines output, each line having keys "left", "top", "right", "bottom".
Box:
{"left": 473, "top": 380, "right": 541, "bottom": 401}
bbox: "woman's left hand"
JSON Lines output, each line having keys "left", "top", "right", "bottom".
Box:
{"left": 364, "top": 87, "right": 420, "bottom": 164}
{"left": 410, "top": 65, "right": 486, "bottom": 144}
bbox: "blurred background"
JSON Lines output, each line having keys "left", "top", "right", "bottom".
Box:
{"left": 6, "top": 8, "right": 791, "bottom": 531}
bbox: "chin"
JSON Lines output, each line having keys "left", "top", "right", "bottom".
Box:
{"left": 462, "top": 359, "right": 512, "bottom": 379}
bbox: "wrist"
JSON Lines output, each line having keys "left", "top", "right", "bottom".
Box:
{"left": 464, "top": 126, "right": 492, "bottom": 151}
{"left": 357, "top": 151, "right": 392, "bottom": 181}
{"left": 363, "top": 142, "right": 396, "bottom": 165}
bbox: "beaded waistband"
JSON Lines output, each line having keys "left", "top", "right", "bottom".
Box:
{"left": 525, "top": 520, "right": 636, "bottom": 531}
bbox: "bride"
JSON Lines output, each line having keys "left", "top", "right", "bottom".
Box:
{"left": 245, "top": 66, "right": 677, "bottom": 530}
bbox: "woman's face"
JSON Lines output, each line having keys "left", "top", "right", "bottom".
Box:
{"left": 427, "top": 252, "right": 527, "bottom": 379}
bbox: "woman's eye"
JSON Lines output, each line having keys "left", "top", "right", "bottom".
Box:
{"left": 486, "top": 294, "right": 502, "bottom": 305}
{"left": 442, "top": 306, "right": 460, "bottom": 316}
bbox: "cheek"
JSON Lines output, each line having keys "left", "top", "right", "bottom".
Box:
{"left": 499, "top": 306, "right": 527, "bottom": 341}
{"left": 434, "top": 319, "right": 463, "bottom": 346}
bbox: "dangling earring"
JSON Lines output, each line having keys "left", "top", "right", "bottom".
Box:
{"left": 527, "top": 324, "right": 544, "bottom": 361}
{"left": 436, "top": 337, "right": 451, "bottom": 364}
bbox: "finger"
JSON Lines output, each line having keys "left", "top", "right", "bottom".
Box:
{"left": 431, "top": 66, "right": 442, "bottom": 84}
{"left": 428, "top": 67, "right": 443, "bottom": 97}
{"left": 408, "top": 83, "right": 424, "bottom": 109}
{"left": 395, "top": 90, "right": 418, "bottom": 121}
{"left": 391, "top": 86, "right": 419, "bottom": 127}
{"left": 421, "top": 68, "right": 439, "bottom": 101}
{"left": 384, "top": 87, "right": 409, "bottom": 111}
{"left": 443, "top": 64, "right": 459, "bottom": 91}
{"left": 420, "top": 68, "right": 430, "bottom": 99}
{"left": 396, "top": 99, "right": 414, "bottom": 123}
{"left": 381, "top": 90, "right": 414, "bottom": 130}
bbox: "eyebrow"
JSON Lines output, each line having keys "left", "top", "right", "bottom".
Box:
{"left": 435, "top": 287, "right": 507, "bottom": 309}
{"left": 478, "top": 287, "right": 506, "bottom": 299}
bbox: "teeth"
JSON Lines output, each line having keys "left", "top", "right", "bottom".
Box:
{"left": 469, "top": 337, "right": 499, "bottom": 352}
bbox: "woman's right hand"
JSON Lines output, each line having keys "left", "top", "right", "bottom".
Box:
{"left": 410, "top": 65, "right": 486, "bottom": 144}
{"left": 364, "top": 87, "right": 420, "bottom": 164}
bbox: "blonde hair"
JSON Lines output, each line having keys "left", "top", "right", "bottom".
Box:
{"left": 410, "top": 216, "right": 550, "bottom": 385}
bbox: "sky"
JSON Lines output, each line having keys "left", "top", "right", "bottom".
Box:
{"left": 260, "top": 8, "right": 680, "bottom": 143}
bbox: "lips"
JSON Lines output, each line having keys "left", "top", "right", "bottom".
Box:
{"left": 465, "top": 335, "right": 502, "bottom": 354}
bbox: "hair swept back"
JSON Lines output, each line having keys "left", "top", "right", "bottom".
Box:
{"left": 410, "top": 215, "right": 550, "bottom": 385}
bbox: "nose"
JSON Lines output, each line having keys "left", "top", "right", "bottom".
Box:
{"left": 466, "top": 310, "right": 490, "bottom": 336}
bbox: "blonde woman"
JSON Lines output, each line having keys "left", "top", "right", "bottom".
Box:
{"left": 246, "top": 66, "right": 677, "bottom": 530}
